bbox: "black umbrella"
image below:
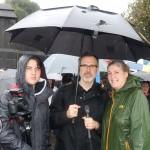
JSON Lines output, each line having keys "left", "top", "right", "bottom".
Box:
{"left": 6, "top": 5, "right": 150, "bottom": 61}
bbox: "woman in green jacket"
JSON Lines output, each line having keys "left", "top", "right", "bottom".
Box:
{"left": 101, "top": 60, "right": 150, "bottom": 150}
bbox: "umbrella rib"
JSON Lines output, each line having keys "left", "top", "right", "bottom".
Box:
{"left": 80, "top": 34, "right": 85, "bottom": 55}
{"left": 91, "top": 35, "right": 94, "bottom": 53}
{"left": 123, "top": 37, "right": 137, "bottom": 61}
{"left": 62, "top": 6, "right": 76, "bottom": 27}
{"left": 46, "top": 28, "right": 60, "bottom": 54}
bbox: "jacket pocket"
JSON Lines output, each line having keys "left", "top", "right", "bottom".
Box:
{"left": 125, "top": 141, "right": 130, "bottom": 150}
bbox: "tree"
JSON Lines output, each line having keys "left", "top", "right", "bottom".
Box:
{"left": 5, "top": 0, "right": 40, "bottom": 21}
{"left": 124, "top": 0, "right": 150, "bottom": 42}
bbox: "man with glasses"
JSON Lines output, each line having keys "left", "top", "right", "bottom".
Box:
{"left": 50, "top": 52, "right": 109, "bottom": 150}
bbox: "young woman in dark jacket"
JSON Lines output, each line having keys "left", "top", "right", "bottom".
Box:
{"left": 0, "top": 55, "right": 53, "bottom": 150}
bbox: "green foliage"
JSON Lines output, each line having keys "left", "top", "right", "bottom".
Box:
{"left": 124, "top": 0, "right": 150, "bottom": 42}
{"left": 5, "top": 0, "right": 40, "bottom": 21}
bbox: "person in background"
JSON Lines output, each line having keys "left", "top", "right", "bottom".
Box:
{"left": 0, "top": 55, "right": 53, "bottom": 150}
{"left": 100, "top": 80, "right": 105, "bottom": 89}
{"left": 47, "top": 79, "right": 57, "bottom": 105}
{"left": 62, "top": 73, "right": 73, "bottom": 85}
{"left": 48, "top": 79, "right": 58, "bottom": 92}
{"left": 47, "top": 73, "right": 62, "bottom": 105}
{"left": 101, "top": 60, "right": 150, "bottom": 150}
{"left": 47, "top": 73, "right": 62, "bottom": 92}
{"left": 141, "top": 81, "right": 150, "bottom": 110}
{"left": 50, "top": 52, "right": 109, "bottom": 150}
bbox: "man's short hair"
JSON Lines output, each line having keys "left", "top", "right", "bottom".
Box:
{"left": 78, "top": 52, "right": 99, "bottom": 65}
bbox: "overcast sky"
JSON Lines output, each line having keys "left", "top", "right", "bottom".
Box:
{"left": 30, "top": 0, "right": 135, "bottom": 14}
{"left": 0, "top": 0, "right": 135, "bottom": 14}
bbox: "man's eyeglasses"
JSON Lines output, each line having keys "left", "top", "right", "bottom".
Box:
{"left": 80, "top": 64, "right": 98, "bottom": 70}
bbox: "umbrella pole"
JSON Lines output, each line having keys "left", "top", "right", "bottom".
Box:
{"left": 72, "top": 60, "right": 80, "bottom": 123}
{"left": 72, "top": 74, "right": 79, "bottom": 124}
{"left": 74, "top": 74, "right": 79, "bottom": 102}
{"left": 72, "top": 34, "right": 85, "bottom": 123}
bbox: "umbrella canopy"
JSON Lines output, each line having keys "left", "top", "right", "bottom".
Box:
{"left": 142, "top": 63, "right": 150, "bottom": 72}
{"left": 132, "top": 71, "right": 150, "bottom": 81}
{"left": 47, "top": 73, "right": 62, "bottom": 81}
{"left": 124, "top": 61, "right": 143, "bottom": 72}
{"left": 43, "top": 54, "right": 108, "bottom": 74}
{"left": 6, "top": 5, "right": 150, "bottom": 61}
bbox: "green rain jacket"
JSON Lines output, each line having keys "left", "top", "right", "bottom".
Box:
{"left": 101, "top": 74, "right": 150, "bottom": 150}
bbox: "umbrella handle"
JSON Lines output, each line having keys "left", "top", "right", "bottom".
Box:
{"left": 72, "top": 118, "right": 75, "bottom": 123}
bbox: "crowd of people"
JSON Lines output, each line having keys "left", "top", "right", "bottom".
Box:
{"left": 0, "top": 52, "right": 150, "bottom": 150}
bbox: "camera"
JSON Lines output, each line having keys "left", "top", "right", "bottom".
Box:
{"left": 8, "top": 88, "right": 32, "bottom": 145}
{"left": 8, "top": 88, "right": 30, "bottom": 116}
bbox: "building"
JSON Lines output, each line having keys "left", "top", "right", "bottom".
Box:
{"left": 0, "top": 3, "right": 46, "bottom": 69}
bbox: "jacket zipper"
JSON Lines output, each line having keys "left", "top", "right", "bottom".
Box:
{"left": 33, "top": 95, "right": 37, "bottom": 148}
{"left": 106, "top": 91, "right": 115, "bottom": 150}
{"left": 125, "top": 141, "right": 130, "bottom": 150}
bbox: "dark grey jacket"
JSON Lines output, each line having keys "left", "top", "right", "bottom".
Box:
{"left": 0, "top": 55, "right": 53, "bottom": 150}
{"left": 50, "top": 81, "right": 109, "bottom": 150}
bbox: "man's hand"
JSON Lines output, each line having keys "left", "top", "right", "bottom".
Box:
{"left": 82, "top": 117, "right": 100, "bottom": 130}
{"left": 66, "top": 104, "right": 81, "bottom": 118}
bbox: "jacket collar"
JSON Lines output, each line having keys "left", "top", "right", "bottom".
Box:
{"left": 115, "top": 74, "right": 141, "bottom": 93}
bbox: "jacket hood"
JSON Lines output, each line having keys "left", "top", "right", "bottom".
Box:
{"left": 16, "top": 55, "right": 47, "bottom": 94}
{"left": 116, "top": 74, "right": 141, "bottom": 92}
